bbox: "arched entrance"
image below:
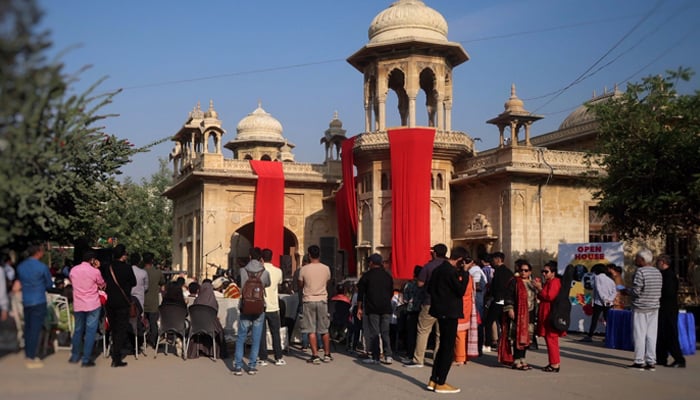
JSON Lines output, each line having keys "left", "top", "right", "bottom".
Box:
{"left": 229, "top": 222, "right": 298, "bottom": 280}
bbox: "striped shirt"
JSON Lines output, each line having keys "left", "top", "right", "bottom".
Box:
{"left": 631, "top": 265, "right": 662, "bottom": 311}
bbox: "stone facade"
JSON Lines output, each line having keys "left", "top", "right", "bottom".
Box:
{"left": 163, "top": 0, "right": 614, "bottom": 280}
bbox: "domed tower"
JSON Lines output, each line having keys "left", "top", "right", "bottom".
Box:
{"left": 224, "top": 101, "right": 295, "bottom": 161}
{"left": 346, "top": 0, "right": 475, "bottom": 272}
{"left": 348, "top": 0, "right": 469, "bottom": 131}
{"left": 170, "top": 100, "right": 225, "bottom": 175}
{"left": 320, "top": 111, "right": 347, "bottom": 161}
{"left": 487, "top": 84, "right": 543, "bottom": 147}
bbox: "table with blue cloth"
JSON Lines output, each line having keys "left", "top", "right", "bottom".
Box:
{"left": 605, "top": 309, "right": 696, "bottom": 355}
{"left": 605, "top": 309, "right": 634, "bottom": 351}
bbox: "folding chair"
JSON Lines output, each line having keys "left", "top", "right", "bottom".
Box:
{"left": 187, "top": 304, "right": 219, "bottom": 360}
{"left": 154, "top": 304, "right": 188, "bottom": 360}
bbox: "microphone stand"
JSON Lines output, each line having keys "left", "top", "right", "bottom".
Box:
{"left": 204, "top": 243, "right": 222, "bottom": 280}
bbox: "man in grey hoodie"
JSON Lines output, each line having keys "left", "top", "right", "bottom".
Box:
{"left": 233, "top": 247, "right": 271, "bottom": 376}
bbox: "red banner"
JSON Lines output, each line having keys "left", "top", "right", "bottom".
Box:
{"left": 389, "top": 128, "right": 435, "bottom": 279}
{"left": 250, "top": 160, "right": 285, "bottom": 262}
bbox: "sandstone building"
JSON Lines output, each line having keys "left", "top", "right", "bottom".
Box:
{"left": 163, "top": 0, "right": 612, "bottom": 281}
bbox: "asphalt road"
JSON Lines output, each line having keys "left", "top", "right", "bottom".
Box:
{"left": 0, "top": 334, "right": 696, "bottom": 400}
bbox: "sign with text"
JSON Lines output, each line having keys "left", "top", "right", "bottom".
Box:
{"left": 558, "top": 242, "right": 624, "bottom": 332}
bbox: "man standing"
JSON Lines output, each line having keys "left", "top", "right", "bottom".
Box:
{"left": 627, "top": 248, "right": 663, "bottom": 371}
{"left": 404, "top": 243, "right": 447, "bottom": 368}
{"left": 68, "top": 251, "right": 105, "bottom": 367}
{"left": 258, "top": 248, "right": 286, "bottom": 366}
{"left": 101, "top": 244, "right": 136, "bottom": 367}
{"left": 485, "top": 251, "right": 513, "bottom": 351}
{"left": 142, "top": 252, "right": 164, "bottom": 349}
{"left": 233, "top": 247, "right": 271, "bottom": 376}
{"left": 426, "top": 247, "right": 471, "bottom": 394}
{"left": 17, "top": 243, "right": 53, "bottom": 368}
{"left": 656, "top": 254, "right": 686, "bottom": 368}
{"left": 298, "top": 244, "right": 332, "bottom": 365}
{"left": 357, "top": 253, "right": 394, "bottom": 365}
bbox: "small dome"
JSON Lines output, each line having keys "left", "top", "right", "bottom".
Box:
{"left": 236, "top": 102, "right": 283, "bottom": 141}
{"left": 204, "top": 99, "right": 219, "bottom": 119}
{"left": 368, "top": 0, "right": 448, "bottom": 45}
{"left": 329, "top": 111, "right": 343, "bottom": 128}
{"left": 504, "top": 84, "right": 526, "bottom": 114}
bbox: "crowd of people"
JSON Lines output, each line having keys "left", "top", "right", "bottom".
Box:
{"left": 0, "top": 241, "right": 690, "bottom": 393}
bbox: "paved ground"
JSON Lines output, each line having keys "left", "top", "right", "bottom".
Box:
{"left": 0, "top": 335, "right": 697, "bottom": 400}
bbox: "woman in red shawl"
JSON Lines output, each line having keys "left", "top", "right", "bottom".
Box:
{"left": 499, "top": 260, "right": 537, "bottom": 369}
{"left": 536, "top": 260, "right": 565, "bottom": 372}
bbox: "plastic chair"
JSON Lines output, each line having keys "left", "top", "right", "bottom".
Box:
{"left": 154, "top": 304, "right": 188, "bottom": 360}
{"left": 186, "top": 304, "right": 219, "bottom": 360}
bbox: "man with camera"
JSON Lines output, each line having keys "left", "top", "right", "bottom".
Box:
{"left": 425, "top": 247, "right": 472, "bottom": 394}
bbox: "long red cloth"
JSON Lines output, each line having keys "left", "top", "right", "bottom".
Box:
{"left": 250, "top": 160, "right": 285, "bottom": 263}
{"left": 388, "top": 128, "right": 435, "bottom": 280}
{"left": 337, "top": 136, "right": 358, "bottom": 276}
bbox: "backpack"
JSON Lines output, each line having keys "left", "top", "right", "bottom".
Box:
{"left": 548, "top": 264, "right": 574, "bottom": 332}
{"left": 240, "top": 269, "right": 265, "bottom": 316}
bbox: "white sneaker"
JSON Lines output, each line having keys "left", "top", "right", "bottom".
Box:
{"left": 258, "top": 360, "right": 269, "bottom": 367}
{"left": 382, "top": 356, "right": 393, "bottom": 365}
{"left": 482, "top": 345, "right": 491, "bottom": 353}
{"left": 274, "top": 358, "right": 286, "bottom": 366}
{"left": 175, "top": 338, "right": 183, "bottom": 357}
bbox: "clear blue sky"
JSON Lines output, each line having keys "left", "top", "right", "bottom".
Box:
{"left": 38, "top": 0, "right": 700, "bottom": 180}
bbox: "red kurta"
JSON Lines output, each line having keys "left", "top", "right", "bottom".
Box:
{"left": 537, "top": 277, "right": 566, "bottom": 338}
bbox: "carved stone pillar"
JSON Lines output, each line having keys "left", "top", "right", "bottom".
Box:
{"left": 510, "top": 120, "right": 519, "bottom": 147}
{"left": 444, "top": 99, "right": 452, "bottom": 132}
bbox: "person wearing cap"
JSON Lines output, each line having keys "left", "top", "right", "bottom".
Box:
{"left": 404, "top": 243, "right": 448, "bottom": 368}
{"left": 357, "top": 253, "right": 394, "bottom": 365}
{"left": 425, "top": 246, "right": 472, "bottom": 394}
{"left": 68, "top": 250, "right": 105, "bottom": 367}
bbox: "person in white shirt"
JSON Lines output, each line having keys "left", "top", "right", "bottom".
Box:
{"left": 130, "top": 253, "right": 149, "bottom": 310}
{"left": 258, "top": 248, "right": 285, "bottom": 366}
{"left": 581, "top": 263, "right": 617, "bottom": 342}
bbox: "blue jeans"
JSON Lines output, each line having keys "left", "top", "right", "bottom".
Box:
{"left": 70, "top": 307, "right": 101, "bottom": 364}
{"left": 235, "top": 313, "right": 265, "bottom": 369}
{"left": 23, "top": 303, "right": 47, "bottom": 359}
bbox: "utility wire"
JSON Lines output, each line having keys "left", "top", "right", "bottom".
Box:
{"left": 525, "top": 0, "right": 694, "bottom": 102}
{"left": 112, "top": 15, "right": 641, "bottom": 93}
{"left": 530, "top": 0, "right": 663, "bottom": 114}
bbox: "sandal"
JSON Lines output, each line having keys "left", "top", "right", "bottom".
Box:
{"left": 542, "top": 364, "right": 560, "bottom": 373}
{"left": 512, "top": 363, "right": 530, "bottom": 371}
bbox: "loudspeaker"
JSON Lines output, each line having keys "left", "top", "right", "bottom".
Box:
{"left": 319, "top": 236, "right": 337, "bottom": 277}
{"left": 280, "top": 254, "right": 292, "bottom": 280}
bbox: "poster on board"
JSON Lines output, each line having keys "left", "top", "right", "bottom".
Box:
{"left": 557, "top": 243, "right": 624, "bottom": 332}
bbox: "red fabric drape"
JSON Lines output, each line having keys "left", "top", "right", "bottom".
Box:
{"left": 389, "top": 128, "right": 435, "bottom": 280}
{"left": 250, "top": 160, "right": 285, "bottom": 262}
{"left": 336, "top": 137, "right": 358, "bottom": 276}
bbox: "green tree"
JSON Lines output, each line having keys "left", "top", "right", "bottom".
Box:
{"left": 98, "top": 159, "right": 173, "bottom": 265}
{"left": 588, "top": 68, "right": 700, "bottom": 240}
{"left": 0, "top": 0, "right": 139, "bottom": 251}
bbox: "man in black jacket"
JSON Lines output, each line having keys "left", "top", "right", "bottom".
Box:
{"left": 101, "top": 244, "right": 136, "bottom": 367}
{"left": 426, "top": 247, "right": 472, "bottom": 394}
{"left": 485, "top": 251, "right": 513, "bottom": 350}
{"left": 357, "top": 253, "right": 394, "bottom": 365}
{"left": 656, "top": 254, "right": 686, "bottom": 368}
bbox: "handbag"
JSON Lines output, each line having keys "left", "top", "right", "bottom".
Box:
{"left": 109, "top": 266, "right": 138, "bottom": 318}
{"left": 0, "top": 317, "right": 19, "bottom": 351}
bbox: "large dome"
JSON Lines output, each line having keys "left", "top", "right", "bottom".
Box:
{"left": 236, "top": 103, "right": 284, "bottom": 141}
{"left": 368, "top": 0, "right": 448, "bottom": 44}
{"left": 559, "top": 89, "right": 621, "bottom": 130}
